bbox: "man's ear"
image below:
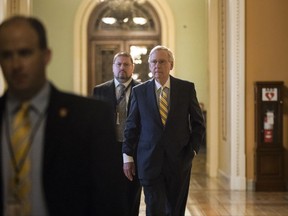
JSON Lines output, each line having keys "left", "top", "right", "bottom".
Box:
{"left": 170, "top": 61, "right": 174, "bottom": 70}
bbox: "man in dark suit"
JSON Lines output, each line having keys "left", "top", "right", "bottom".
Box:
{"left": 0, "top": 15, "right": 123, "bottom": 216}
{"left": 93, "top": 52, "right": 141, "bottom": 216}
{"left": 123, "top": 45, "right": 206, "bottom": 216}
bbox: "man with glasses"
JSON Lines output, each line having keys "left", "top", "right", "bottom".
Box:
{"left": 122, "top": 45, "right": 206, "bottom": 216}
{"left": 93, "top": 52, "right": 141, "bottom": 216}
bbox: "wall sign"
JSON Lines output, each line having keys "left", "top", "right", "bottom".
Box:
{"left": 262, "top": 88, "right": 278, "bottom": 101}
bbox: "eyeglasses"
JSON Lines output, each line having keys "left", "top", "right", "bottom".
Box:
{"left": 114, "top": 63, "right": 132, "bottom": 68}
{"left": 149, "top": 60, "right": 169, "bottom": 65}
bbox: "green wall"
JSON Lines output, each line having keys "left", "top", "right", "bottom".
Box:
{"left": 166, "top": 0, "right": 208, "bottom": 107}
{"left": 33, "top": 0, "right": 80, "bottom": 92}
{"left": 32, "top": 0, "right": 208, "bottom": 106}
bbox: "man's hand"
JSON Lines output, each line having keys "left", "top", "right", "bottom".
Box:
{"left": 123, "top": 162, "right": 135, "bottom": 181}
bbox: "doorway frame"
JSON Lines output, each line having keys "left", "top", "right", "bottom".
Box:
{"left": 207, "top": 0, "right": 246, "bottom": 190}
{"left": 73, "top": 0, "right": 175, "bottom": 96}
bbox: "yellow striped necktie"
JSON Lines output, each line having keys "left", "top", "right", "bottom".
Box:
{"left": 10, "top": 102, "right": 31, "bottom": 215}
{"left": 159, "top": 87, "right": 168, "bottom": 125}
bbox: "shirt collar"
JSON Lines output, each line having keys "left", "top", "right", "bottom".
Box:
{"left": 155, "top": 76, "right": 170, "bottom": 91}
{"left": 114, "top": 78, "right": 133, "bottom": 88}
{"left": 7, "top": 81, "right": 50, "bottom": 115}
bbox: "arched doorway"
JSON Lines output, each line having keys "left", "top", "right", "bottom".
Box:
{"left": 73, "top": 0, "right": 174, "bottom": 96}
{"left": 86, "top": 0, "right": 161, "bottom": 93}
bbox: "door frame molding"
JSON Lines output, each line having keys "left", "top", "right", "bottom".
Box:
{"left": 73, "top": 0, "right": 175, "bottom": 95}
{"left": 208, "top": 0, "right": 246, "bottom": 190}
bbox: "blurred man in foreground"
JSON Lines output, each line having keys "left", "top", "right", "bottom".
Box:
{"left": 0, "top": 15, "right": 122, "bottom": 216}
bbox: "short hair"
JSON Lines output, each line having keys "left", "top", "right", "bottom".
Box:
{"left": 0, "top": 15, "right": 48, "bottom": 50}
{"left": 113, "top": 51, "right": 134, "bottom": 64}
{"left": 148, "top": 45, "right": 174, "bottom": 63}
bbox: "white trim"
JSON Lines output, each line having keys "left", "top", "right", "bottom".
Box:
{"left": 218, "top": 168, "right": 230, "bottom": 185}
{"left": 246, "top": 179, "right": 255, "bottom": 191}
{"left": 0, "top": 0, "right": 4, "bottom": 20}
{"left": 73, "top": 0, "right": 175, "bottom": 95}
{"left": 146, "top": 0, "right": 175, "bottom": 49}
{"left": 73, "top": 0, "right": 97, "bottom": 95}
{"left": 226, "top": 0, "right": 246, "bottom": 190}
{"left": 207, "top": 0, "right": 219, "bottom": 177}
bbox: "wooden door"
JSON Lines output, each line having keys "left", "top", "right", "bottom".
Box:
{"left": 88, "top": 40, "right": 158, "bottom": 93}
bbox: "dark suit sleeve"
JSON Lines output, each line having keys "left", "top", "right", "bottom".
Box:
{"left": 92, "top": 86, "right": 102, "bottom": 100}
{"left": 87, "top": 99, "right": 126, "bottom": 215}
{"left": 43, "top": 87, "right": 124, "bottom": 215}
{"left": 92, "top": 87, "right": 97, "bottom": 97}
{"left": 189, "top": 84, "right": 206, "bottom": 154}
{"left": 122, "top": 88, "right": 141, "bottom": 157}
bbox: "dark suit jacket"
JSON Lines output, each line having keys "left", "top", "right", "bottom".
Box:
{"left": 93, "top": 79, "right": 140, "bottom": 119}
{"left": 93, "top": 78, "right": 140, "bottom": 170}
{"left": 93, "top": 79, "right": 142, "bottom": 216}
{"left": 122, "top": 76, "right": 206, "bottom": 183}
{"left": 0, "top": 84, "right": 122, "bottom": 216}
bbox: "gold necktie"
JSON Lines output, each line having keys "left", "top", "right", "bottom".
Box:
{"left": 10, "top": 102, "right": 31, "bottom": 215}
{"left": 159, "top": 87, "right": 168, "bottom": 125}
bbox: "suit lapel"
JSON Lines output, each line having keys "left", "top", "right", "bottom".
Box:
{"left": 147, "top": 79, "right": 163, "bottom": 125}
{"left": 43, "top": 86, "right": 71, "bottom": 175}
{"left": 167, "top": 76, "right": 178, "bottom": 123}
{"left": 127, "top": 80, "right": 138, "bottom": 112}
{"left": 108, "top": 81, "right": 117, "bottom": 108}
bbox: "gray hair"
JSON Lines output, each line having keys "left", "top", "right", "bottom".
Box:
{"left": 148, "top": 45, "right": 174, "bottom": 63}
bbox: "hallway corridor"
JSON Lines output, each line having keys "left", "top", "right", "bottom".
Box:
{"left": 139, "top": 149, "right": 288, "bottom": 216}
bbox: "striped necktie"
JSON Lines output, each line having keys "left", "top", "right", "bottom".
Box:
{"left": 159, "top": 87, "right": 168, "bottom": 125}
{"left": 116, "top": 84, "right": 126, "bottom": 142}
{"left": 10, "top": 102, "right": 31, "bottom": 215}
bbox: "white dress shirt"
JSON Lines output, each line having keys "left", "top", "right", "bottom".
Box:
{"left": 1, "top": 82, "right": 50, "bottom": 216}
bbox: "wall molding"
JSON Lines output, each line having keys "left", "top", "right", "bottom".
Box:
{"left": 226, "top": 0, "right": 246, "bottom": 190}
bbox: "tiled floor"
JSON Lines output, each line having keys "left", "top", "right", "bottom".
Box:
{"left": 139, "top": 148, "right": 288, "bottom": 216}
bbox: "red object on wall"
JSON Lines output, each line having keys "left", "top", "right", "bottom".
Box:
{"left": 264, "top": 130, "right": 273, "bottom": 143}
